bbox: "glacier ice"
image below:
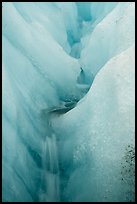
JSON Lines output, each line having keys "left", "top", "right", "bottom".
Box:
{"left": 2, "top": 2, "right": 135, "bottom": 202}
{"left": 80, "top": 2, "right": 135, "bottom": 77}
{"left": 52, "top": 45, "right": 135, "bottom": 202}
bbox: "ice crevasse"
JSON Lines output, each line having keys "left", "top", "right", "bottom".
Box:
{"left": 2, "top": 2, "right": 135, "bottom": 202}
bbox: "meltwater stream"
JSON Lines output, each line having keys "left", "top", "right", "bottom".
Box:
{"left": 39, "top": 73, "right": 90, "bottom": 202}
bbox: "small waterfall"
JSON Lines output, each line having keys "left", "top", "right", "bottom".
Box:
{"left": 39, "top": 112, "right": 60, "bottom": 202}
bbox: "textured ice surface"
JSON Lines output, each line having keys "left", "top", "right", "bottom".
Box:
{"left": 52, "top": 45, "right": 135, "bottom": 202}
{"left": 80, "top": 2, "right": 135, "bottom": 77}
{"left": 2, "top": 2, "right": 135, "bottom": 202}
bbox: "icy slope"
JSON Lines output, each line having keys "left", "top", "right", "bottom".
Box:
{"left": 80, "top": 2, "right": 135, "bottom": 77}
{"left": 52, "top": 45, "right": 135, "bottom": 202}
{"left": 2, "top": 2, "right": 135, "bottom": 202}
{"left": 2, "top": 2, "right": 83, "bottom": 202}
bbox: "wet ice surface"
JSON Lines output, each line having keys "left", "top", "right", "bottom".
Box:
{"left": 2, "top": 2, "right": 135, "bottom": 202}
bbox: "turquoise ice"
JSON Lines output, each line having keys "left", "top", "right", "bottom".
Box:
{"left": 2, "top": 2, "right": 135, "bottom": 202}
